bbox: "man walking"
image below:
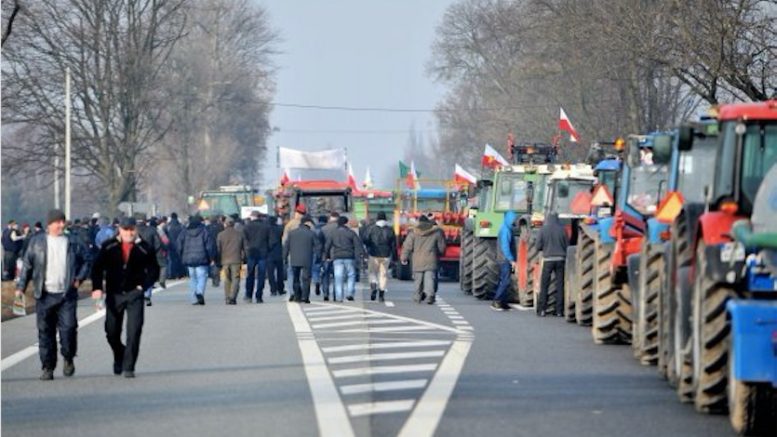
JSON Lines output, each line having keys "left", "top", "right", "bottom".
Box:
{"left": 177, "top": 215, "right": 215, "bottom": 305}
{"left": 16, "top": 209, "right": 90, "bottom": 380}
{"left": 284, "top": 216, "right": 321, "bottom": 304}
{"left": 3, "top": 220, "right": 24, "bottom": 280}
{"left": 325, "top": 216, "right": 364, "bottom": 302}
{"left": 401, "top": 215, "right": 446, "bottom": 305}
{"left": 217, "top": 216, "right": 246, "bottom": 305}
{"left": 491, "top": 211, "right": 517, "bottom": 312}
{"left": 92, "top": 217, "right": 159, "bottom": 378}
{"left": 266, "top": 215, "right": 285, "bottom": 296}
{"left": 242, "top": 211, "right": 270, "bottom": 303}
{"left": 535, "top": 213, "right": 569, "bottom": 317}
{"left": 319, "top": 212, "right": 339, "bottom": 301}
{"left": 205, "top": 216, "right": 223, "bottom": 287}
{"left": 364, "top": 212, "right": 395, "bottom": 302}
{"left": 136, "top": 215, "right": 163, "bottom": 306}
{"left": 166, "top": 212, "right": 185, "bottom": 279}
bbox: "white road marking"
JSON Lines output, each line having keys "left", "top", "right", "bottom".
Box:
{"left": 398, "top": 339, "right": 473, "bottom": 437}
{"left": 308, "top": 302, "right": 464, "bottom": 334}
{"left": 328, "top": 350, "right": 446, "bottom": 364}
{"left": 321, "top": 340, "right": 452, "bottom": 354}
{"left": 332, "top": 364, "right": 438, "bottom": 378}
{"left": 312, "top": 319, "right": 406, "bottom": 329}
{"left": 0, "top": 280, "right": 185, "bottom": 372}
{"left": 304, "top": 306, "right": 361, "bottom": 315}
{"left": 307, "top": 313, "right": 382, "bottom": 323}
{"left": 448, "top": 315, "right": 464, "bottom": 320}
{"left": 347, "top": 400, "right": 415, "bottom": 417}
{"left": 509, "top": 304, "right": 533, "bottom": 311}
{"left": 287, "top": 302, "right": 355, "bottom": 437}
{"left": 385, "top": 301, "right": 395, "bottom": 307}
{"left": 451, "top": 320, "right": 470, "bottom": 325}
{"left": 336, "top": 326, "right": 438, "bottom": 334}
{"left": 340, "top": 379, "right": 428, "bottom": 395}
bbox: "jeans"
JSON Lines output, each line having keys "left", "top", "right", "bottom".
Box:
{"left": 292, "top": 266, "right": 312, "bottom": 302}
{"left": 311, "top": 255, "right": 322, "bottom": 284}
{"left": 105, "top": 289, "right": 144, "bottom": 372}
{"left": 245, "top": 256, "right": 266, "bottom": 300}
{"left": 494, "top": 261, "right": 512, "bottom": 305}
{"left": 333, "top": 259, "right": 356, "bottom": 301}
{"left": 36, "top": 292, "right": 78, "bottom": 370}
{"left": 413, "top": 270, "right": 436, "bottom": 302}
{"left": 320, "top": 260, "right": 332, "bottom": 298}
{"left": 538, "top": 259, "right": 565, "bottom": 314}
{"left": 266, "top": 256, "right": 284, "bottom": 294}
{"left": 187, "top": 266, "right": 208, "bottom": 303}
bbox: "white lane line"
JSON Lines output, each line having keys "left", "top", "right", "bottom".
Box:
{"left": 287, "top": 302, "right": 355, "bottom": 437}
{"left": 385, "top": 301, "right": 395, "bottom": 307}
{"left": 308, "top": 302, "right": 464, "bottom": 334}
{"left": 0, "top": 280, "right": 185, "bottom": 372}
{"left": 304, "top": 306, "right": 362, "bottom": 315}
{"left": 451, "top": 320, "right": 470, "bottom": 326}
{"left": 348, "top": 400, "right": 415, "bottom": 417}
{"left": 336, "top": 326, "right": 437, "bottom": 334}
{"left": 321, "top": 340, "right": 452, "bottom": 354}
{"left": 328, "top": 350, "right": 446, "bottom": 364}
{"left": 307, "top": 313, "right": 382, "bottom": 323}
{"left": 447, "top": 315, "right": 464, "bottom": 320}
{"left": 340, "top": 379, "right": 428, "bottom": 395}
{"left": 312, "top": 319, "right": 405, "bottom": 329}
{"left": 332, "top": 364, "right": 438, "bottom": 378}
{"left": 458, "top": 326, "right": 474, "bottom": 331}
{"left": 509, "top": 304, "right": 533, "bottom": 311}
{"left": 398, "top": 339, "right": 473, "bottom": 437}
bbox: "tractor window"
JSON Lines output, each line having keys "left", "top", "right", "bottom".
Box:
{"left": 495, "top": 175, "right": 529, "bottom": 212}
{"left": 740, "top": 123, "right": 777, "bottom": 215}
{"left": 201, "top": 194, "right": 239, "bottom": 216}
{"left": 551, "top": 180, "right": 594, "bottom": 215}
{"left": 677, "top": 136, "right": 718, "bottom": 204}
{"left": 598, "top": 170, "right": 617, "bottom": 196}
{"left": 627, "top": 163, "right": 668, "bottom": 215}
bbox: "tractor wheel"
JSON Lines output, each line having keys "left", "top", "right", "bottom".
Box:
{"left": 728, "top": 353, "right": 777, "bottom": 436}
{"left": 636, "top": 241, "right": 663, "bottom": 366}
{"left": 592, "top": 241, "right": 631, "bottom": 344}
{"left": 472, "top": 237, "right": 499, "bottom": 300}
{"left": 460, "top": 229, "right": 473, "bottom": 294}
{"left": 657, "top": 242, "right": 672, "bottom": 380}
{"left": 669, "top": 211, "right": 694, "bottom": 388}
{"left": 564, "top": 245, "right": 577, "bottom": 323}
{"left": 575, "top": 229, "right": 595, "bottom": 326}
{"left": 516, "top": 226, "right": 535, "bottom": 306}
{"left": 397, "top": 259, "right": 413, "bottom": 281}
{"left": 691, "top": 241, "right": 734, "bottom": 414}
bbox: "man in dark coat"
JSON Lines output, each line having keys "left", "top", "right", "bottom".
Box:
{"left": 283, "top": 216, "right": 322, "bottom": 304}
{"left": 400, "top": 215, "right": 446, "bottom": 305}
{"left": 364, "top": 212, "right": 396, "bottom": 302}
{"left": 92, "top": 217, "right": 160, "bottom": 378}
{"left": 205, "top": 215, "right": 224, "bottom": 287}
{"left": 16, "top": 209, "right": 90, "bottom": 380}
{"left": 177, "top": 215, "right": 216, "bottom": 305}
{"left": 266, "top": 215, "right": 285, "bottom": 296}
{"left": 319, "top": 212, "right": 339, "bottom": 301}
{"left": 242, "top": 211, "right": 270, "bottom": 303}
{"left": 165, "top": 212, "right": 185, "bottom": 279}
{"left": 325, "top": 216, "right": 364, "bottom": 302}
{"left": 136, "top": 215, "right": 163, "bottom": 307}
{"left": 535, "top": 213, "right": 569, "bottom": 317}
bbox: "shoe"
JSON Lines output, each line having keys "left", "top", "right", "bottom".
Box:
{"left": 113, "top": 362, "right": 123, "bottom": 375}
{"left": 271, "top": 292, "right": 277, "bottom": 296}
{"left": 192, "top": 302, "right": 200, "bottom": 305}
{"left": 379, "top": 291, "right": 385, "bottom": 302}
{"left": 413, "top": 292, "right": 426, "bottom": 304}
{"left": 304, "top": 299, "right": 311, "bottom": 304}
{"left": 145, "top": 298, "right": 152, "bottom": 307}
{"left": 491, "top": 302, "right": 505, "bottom": 311}
{"left": 289, "top": 295, "right": 296, "bottom": 302}
{"left": 426, "top": 297, "right": 436, "bottom": 305}
{"left": 63, "top": 360, "right": 75, "bottom": 377}
{"left": 160, "top": 280, "right": 166, "bottom": 289}
{"left": 196, "top": 295, "right": 205, "bottom": 305}
{"left": 279, "top": 290, "right": 287, "bottom": 295}
{"left": 315, "top": 284, "right": 321, "bottom": 296}
{"left": 228, "top": 300, "right": 237, "bottom": 305}
{"left": 501, "top": 302, "right": 512, "bottom": 310}
{"left": 538, "top": 310, "right": 546, "bottom": 317}
{"left": 323, "top": 296, "right": 329, "bottom": 302}
{"left": 371, "top": 289, "right": 377, "bottom": 301}
{"left": 243, "top": 297, "right": 252, "bottom": 303}
{"left": 346, "top": 296, "right": 354, "bottom": 301}
{"left": 555, "top": 312, "right": 564, "bottom": 317}
{"left": 256, "top": 298, "right": 264, "bottom": 303}
{"left": 124, "top": 370, "right": 135, "bottom": 378}
{"left": 40, "top": 368, "right": 54, "bottom": 380}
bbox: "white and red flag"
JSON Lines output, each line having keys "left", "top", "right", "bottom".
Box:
{"left": 454, "top": 164, "right": 477, "bottom": 186}
{"left": 347, "top": 162, "right": 359, "bottom": 191}
{"left": 280, "top": 168, "right": 290, "bottom": 186}
{"left": 559, "top": 107, "right": 581, "bottom": 142}
{"left": 406, "top": 161, "right": 420, "bottom": 190}
{"left": 481, "top": 144, "right": 510, "bottom": 169}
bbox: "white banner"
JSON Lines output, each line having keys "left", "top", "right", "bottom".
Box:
{"left": 279, "top": 147, "right": 346, "bottom": 170}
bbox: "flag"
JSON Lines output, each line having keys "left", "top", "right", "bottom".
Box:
{"left": 280, "top": 168, "right": 290, "bottom": 186}
{"left": 279, "top": 147, "right": 346, "bottom": 170}
{"left": 454, "top": 164, "right": 477, "bottom": 186}
{"left": 406, "top": 161, "right": 420, "bottom": 190}
{"left": 347, "top": 161, "right": 358, "bottom": 191}
{"left": 363, "top": 166, "right": 373, "bottom": 189}
{"left": 559, "top": 107, "right": 581, "bottom": 142}
{"left": 399, "top": 160, "right": 421, "bottom": 179}
{"left": 482, "top": 144, "right": 510, "bottom": 168}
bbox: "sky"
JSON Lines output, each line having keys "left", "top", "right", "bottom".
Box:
{"left": 258, "top": 0, "right": 456, "bottom": 189}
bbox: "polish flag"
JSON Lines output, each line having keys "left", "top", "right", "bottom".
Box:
{"left": 280, "top": 168, "right": 290, "bottom": 186}
{"left": 363, "top": 166, "right": 373, "bottom": 189}
{"left": 559, "top": 107, "right": 581, "bottom": 142}
{"left": 481, "top": 144, "right": 510, "bottom": 168}
{"left": 454, "top": 164, "right": 477, "bottom": 186}
{"left": 406, "top": 161, "right": 420, "bottom": 190}
{"left": 347, "top": 162, "right": 359, "bottom": 191}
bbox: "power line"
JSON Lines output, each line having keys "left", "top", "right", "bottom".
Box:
{"left": 270, "top": 101, "right": 555, "bottom": 113}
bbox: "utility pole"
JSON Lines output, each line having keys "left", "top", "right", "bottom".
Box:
{"left": 54, "top": 155, "right": 60, "bottom": 209}
{"left": 64, "top": 67, "right": 72, "bottom": 219}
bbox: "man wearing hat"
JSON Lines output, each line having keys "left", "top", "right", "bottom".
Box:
{"left": 91, "top": 217, "right": 160, "bottom": 377}
{"left": 16, "top": 209, "right": 90, "bottom": 380}
{"left": 283, "top": 215, "right": 321, "bottom": 303}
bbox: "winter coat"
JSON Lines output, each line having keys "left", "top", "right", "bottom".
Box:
{"left": 166, "top": 219, "right": 183, "bottom": 251}
{"left": 91, "top": 237, "right": 160, "bottom": 294}
{"left": 364, "top": 220, "right": 396, "bottom": 258}
{"left": 95, "top": 225, "right": 115, "bottom": 248}
{"left": 16, "top": 233, "right": 91, "bottom": 299}
{"left": 267, "top": 219, "right": 284, "bottom": 259}
{"left": 497, "top": 211, "right": 517, "bottom": 263}
{"left": 206, "top": 222, "right": 223, "bottom": 258}
{"left": 243, "top": 218, "right": 270, "bottom": 259}
{"left": 536, "top": 213, "right": 569, "bottom": 259}
{"left": 137, "top": 224, "right": 164, "bottom": 266}
{"left": 282, "top": 216, "right": 302, "bottom": 244}
{"left": 283, "top": 224, "right": 322, "bottom": 269}
{"left": 217, "top": 227, "right": 246, "bottom": 266}
{"left": 3, "top": 227, "right": 23, "bottom": 254}
{"left": 400, "top": 222, "right": 446, "bottom": 272}
{"left": 325, "top": 225, "right": 364, "bottom": 260}
{"left": 177, "top": 223, "right": 215, "bottom": 267}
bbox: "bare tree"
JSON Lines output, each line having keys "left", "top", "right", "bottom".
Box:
{"left": 1, "top": 0, "right": 21, "bottom": 46}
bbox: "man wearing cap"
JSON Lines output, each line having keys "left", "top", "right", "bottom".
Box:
{"left": 91, "top": 217, "right": 159, "bottom": 377}
{"left": 217, "top": 216, "right": 246, "bottom": 304}
{"left": 325, "top": 216, "right": 364, "bottom": 302}
{"left": 242, "top": 210, "right": 270, "bottom": 303}
{"left": 283, "top": 216, "right": 321, "bottom": 304}
{"left": 16, "top": 209, "right": 90, "bottom": 380}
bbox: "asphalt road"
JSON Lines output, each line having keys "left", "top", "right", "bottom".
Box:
{"left": 1, "top": 277, "right": 732, "bottom": 437}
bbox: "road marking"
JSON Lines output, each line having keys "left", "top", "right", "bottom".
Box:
{"left": 321, "top": 340, "right": 452, "bottom": 354}
{"left": 307, "top": 313, "right": 382, "bottom": 322}
{"left": 347, "top": 400, "right": 415, "bottom": 417}
{"left": 337, "top": 326, "right": 438, "bottom": 334}
{"left": 308, "top": 303, "right": 464, "bottom": 334}
{"left": 509, "top": 304, "right": 533, "bottom": 311}
{"left": 340, "top": 379, "right": 428, "bottom": 395}
{"left": 385, "top": 301, "right": 395, "bottom": 307}
{"left": 0, "top": 280, "right": 185, "bottom": 372}
{"left": 332, "top": 364, "right": 438, "bottom": 378}
{"left": 448, "top": 315, "right": 464, "bottom": 320}
{"left": 451, "top": 320, "right": 470, "bottom": 325}
{"left": 312, "top": 319, "right": 406, "bottom": 329}
{"left": 287, "top": 302, "right": 355, "bottom": 437}
{"left": 304, "top": 306, "right": 361, "bottom": 315}
{"left": 328, "top": 350, "right": 446, "bottom": 364}
{"left": 398, "top": 339, "right": 473, "bottom": 437}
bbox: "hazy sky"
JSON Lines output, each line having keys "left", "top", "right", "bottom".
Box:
{"left": 259, "top": 0, "right": 456, "bottom": 188}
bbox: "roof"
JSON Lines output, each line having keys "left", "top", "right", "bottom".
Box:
{"left": 287, "top": 180, "right": 351, "bottom": 193}
{"left": 717, "top": 100, "right": 777, "bottom": 121}
{"left": 353, "top": 189, "right": 393, "bottom": 199}
{"left": 400, "top": 188, "right": 449, "bottom": 199}
{"left": 594, "top": 159, "right": 621, "bottom": 171}
{"left": 548, "top": 163, "right": 595, "bottom": 180}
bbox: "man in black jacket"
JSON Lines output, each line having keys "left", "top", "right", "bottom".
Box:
{"left": 535, "top": 213, "right": 569, "bottom": 317}
{"left": 91, "top": 217, "right": 159, "bottom": 378}
{"left": 136, "top": 215, "right": 163, "bottom": 307}
{"left": 283, "top": 216, "right": 322, "bottom": 303}
{"left": 319, "top": 212, "right": 339, "bottom": 301}
{"left": 242, "top": 211, "right": 270, "bottom": 303}
{"left": 16, "top": 209, "right": 90, "bottom": 380}
{"left": 325, "top": 216, "right": 364, "bottom": 302}
{"left": 266, "top": 215, "right": 285, "bottom": 296}
{"left": 205, "top": 216, "right": 224, "bottom": 287}
{"left": 364, "top": 212, "right": 395, "bottom": 302}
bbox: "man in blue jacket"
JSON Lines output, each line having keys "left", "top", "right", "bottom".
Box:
{"left": 492, "top": 210, "right": 517, "bottom": 312}
{"left": 177, "top": 215, "right": 216, "bottom": 305}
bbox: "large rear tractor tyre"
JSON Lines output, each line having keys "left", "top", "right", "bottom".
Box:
{"left": 592, "top": 241, "right": 632, "bottom": 344}
{"left": 671, "top": 210, "right": 695, "bottom": 395}
{"left": 691, "top": 241, "right": 734, "bottom": 414}
{"left": 728, "top": 356, "right": 777, "bottom": 437}
{"left": 460, "top": 229, "right": 473, "bottom": 294}
{"left": 575, "top": 229, "right": 595, "bottom": 326}
{"left": 636, "top": 242, "right": 663, "bottom": 366}
{"left": 564, "top": 245, "right": 577, "bottom": 323}
{"left": 472, "top": 237, "right": 499, "bottom": 300}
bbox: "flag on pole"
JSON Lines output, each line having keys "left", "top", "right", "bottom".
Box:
{"left": 481, "top": 144, "right": 510, "bottom": 169}
{"left": 559, "top": 107, "right": 581, "bottom": 142}
{"left": 347, "top": 162, "right": 358, "bottom": 191}
{"left": 406, "top": 161, "right": 420, "bottom": 190}
{"left": 454, "top": 164, "right": 477, "bottom": 186}
{"left": 363, "top": 167, "right": 373, "bottom": 189}
{"left": 280, "top": 168, "right": 290, "bottom": 186}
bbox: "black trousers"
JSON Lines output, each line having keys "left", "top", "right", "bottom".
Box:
{"left": 36, "top": 292, "right": 78, "bottom": 370}
{"left": 292, "top": 266, "right": 311, "bottom": 302}
{"left": 538, "top": 259, "right": 565, "bottom": 314}
{"left": 267, "top": 256, "right": 285, "bottom": 294}
{"left": 105, "top": 289, "right": 144, "bottom": 372}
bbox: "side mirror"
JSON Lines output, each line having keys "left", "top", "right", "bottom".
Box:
{"left": 652, "top": 134, "right": 673, "bottom": 164}
{"left": 678, "top": 126, "right": 694, "bottom": 151}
